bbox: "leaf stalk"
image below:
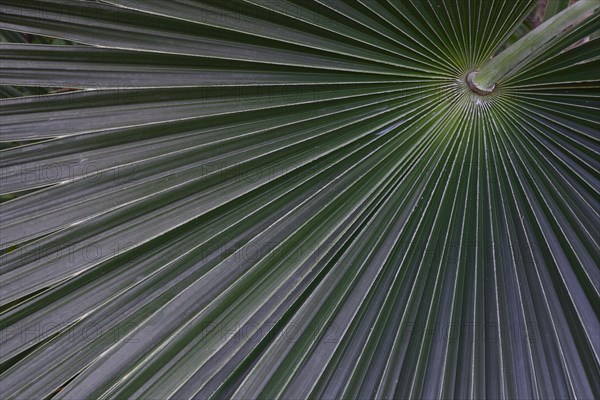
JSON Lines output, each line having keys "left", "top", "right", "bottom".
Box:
{"left": 470, "top": 0, "right": 599, "bottom": 92}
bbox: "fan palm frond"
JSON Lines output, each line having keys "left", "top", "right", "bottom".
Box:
{"left": 0, "top": 1, "right": 598, "bottom": 399}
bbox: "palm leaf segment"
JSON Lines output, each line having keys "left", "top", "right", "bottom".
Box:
{"left": 0, "top": 0, "right": 598, "bottom": 398}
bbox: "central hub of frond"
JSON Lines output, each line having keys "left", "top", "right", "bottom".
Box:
{"left": 466, "top": 71, "right": 496, "bottom": 96}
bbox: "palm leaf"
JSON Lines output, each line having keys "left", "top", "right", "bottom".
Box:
{"left": 0, "top": 1, "right": 598, "bottom": 399}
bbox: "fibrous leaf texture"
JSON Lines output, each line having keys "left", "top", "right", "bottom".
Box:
{"left": 0, "top": 1, "right": 598, "bottom": 399}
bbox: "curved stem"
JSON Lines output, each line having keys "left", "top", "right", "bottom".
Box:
{"left": 472, "top": 0, "right": 599, "bottom": 91}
